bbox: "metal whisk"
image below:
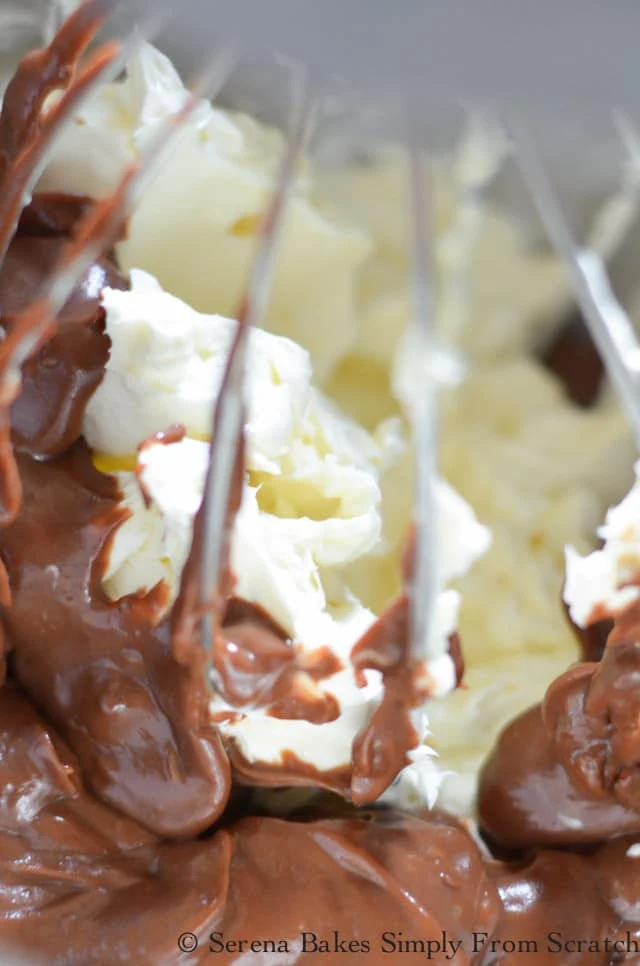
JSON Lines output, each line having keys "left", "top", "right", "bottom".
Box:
{"left": 506, "top": 116, "right": 640, "bottom": 449}
{"left": 2, "top": 0, "right": 446, "bottom": 679}
{"left": 7, "top": 0, "right": 640, "bottom": 686}
{"left": 159, "top": 3, "right": 640, "bottom": 673}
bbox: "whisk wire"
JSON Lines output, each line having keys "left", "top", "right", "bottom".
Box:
{"left": 407, "top": 133, "right": 439, "bottom": 664}
{"left": 198, "top": 74, "right": 315, "bottom": 669}
{"left": 507, "top": 114, "right": 640, "bottom": 449}
{"left": 10, "top": 48, "right": 236, "bottom": 375}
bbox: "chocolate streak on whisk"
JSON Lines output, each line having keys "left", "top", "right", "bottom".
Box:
{"left": 346, "top": 135, "right": 443, "bottom": 804}
{"left": 0, "top": 25, "right": 233, "bottom": 606}
{"left": 0, "top": 0, "right": 124, "bottom": 268}
{"left": 0, "top": 0, "right": 168, "bottom": 537}
{"left": 507, "top": 115, "right": 640, "bottom": 449}
{"left": 172, "top": 79, "right": 314, "bottom": 691}
{"left": 407, "top": 134, "right": 439, "bottom": 665}
{"left": 0, "top": 0, "right": 125, "bottom": 606}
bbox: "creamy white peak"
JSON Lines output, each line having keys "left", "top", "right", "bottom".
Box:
{"left": 106, "top": 433, "right": 485, "bottom": 783}
{"left": 84, "top": 269, "right": 313, "bottom": 474}
{"left": 39, "top": 41, "right": 370, "bottom": 380}
{"left": 107, "top": 437, "right": 382, "bottom": 653}
{"left": 93, "top": 272, "right": 490, "bottom": 788}
{"left": 564, "top": 459, "right": 640, "bottom": 628}
{"left": 106, "top": 439, "right": 487, "bottom": 673}
{"left": 90, "top": 270, "right": 396, "bottom": 644}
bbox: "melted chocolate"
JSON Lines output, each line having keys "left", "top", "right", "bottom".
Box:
{"left": 0, "top": 0, "right": 119, "bottom": 266}
{"left": 3, "top": 5, "right": 640, "bottom": 963}
{"left": 1, "top": 194, "right": 126, "bottom": 458}
{"left": 350, "top": 593, "right": 426, "bottom": 804}
{"left": 479, "top": 625, "right": 640, "bottom": 850}
{"left": 345, "top": 524, "right": 464, "bottom": 806}
{"left": 1, "top": 443, "right": 230, "bottom": 838}
{"left": 0, "top": 684, "right": 230, "bottom": 964}
{"left": 2, "top": 684, "right": 640, "bottom": 965}
{"left": 478, "top": 703, "right": 640, "bottom": 851}
{"left": 487, "top": 841, "right": 640, "bottom": 964}
{"left": 542, "top": 314, "right": 604, "bottom": 407}
{"left": 216, "top": 614, "right": 341, "bottom": 724}
{"left": 345, "top": 527, "right": 467, "bottom": 803}
{"left": 0, "top": 685, "right": 504, "bottom": 965}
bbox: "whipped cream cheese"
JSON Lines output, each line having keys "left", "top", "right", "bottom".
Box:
{"left": 85, "top": 269, "right": 313, "bottom": 473}
{"left": 423, "top": 362, "right": 633, "bottom": 815}
{"left": 39, "top": 42, "right": 370, "bottom": 380}
{"left": 109, "top": 433, "right": 484, "bottom": 787}
{"left": 564, "top": 459, "right": 640, "bottom": 628}
{"left": 91, "top": 271, "right": 490, "bottom": 793}
{"left": 321, "top": 137, "right": 636, "bottom": 816}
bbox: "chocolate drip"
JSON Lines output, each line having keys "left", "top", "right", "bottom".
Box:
{"left": 562, "top": 580, "right": 613, "bottom": 663}
{"left": 0, "top": 0, "right": 119, "bottom": 266}
{"left": 347, "top": 524, "right": 465, "bottom": 806}
{"left": 216, "top": 603, "right": 341, "bottom": 723}
{"left": 0, "top": 194, "right": 127, "bottom": 459}
{"left": 479, "top": 622, "right": 640, "bottom": 850}
{"left": 0, "top": 2, "right": 125, "bottom": 597}
{"left": 350, "top": 594, "right": 426, "bottom": 804}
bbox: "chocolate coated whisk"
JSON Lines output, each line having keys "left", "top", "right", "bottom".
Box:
{"left": 11, "top": 0, "right": 640, "bottom": 689}
{"left": 406, "top": 139, "right": 439, "bottom": 664}
{"left": 193, "top": 76, "right": 315, "bottom": 680}
{"left": 0, "top": 0, "right": 235, "bottom": 588}
{"left": 193, "top": 91, "right": 441, "bottom": 671}
{"left": 8, "top": 0, "right": 443, "bottom": 675}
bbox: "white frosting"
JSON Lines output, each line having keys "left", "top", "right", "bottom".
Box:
{"left": 319, "top": 149, "right": 571, "bottom": 373}
{"left": 413, "top": 359, "right": 633, "bottom": 816}
{"left": 334, "top": 349, "right": 631, "bottom": 817}
{"left": 93, "top": 273, "right": 490, "bottom": 787}
{"left": 316, "top": 121, "right": 634, "bottom": 819}
{"left": 39, "top": 42, "right": 370, "bottom": 380}
{"left": 321, "top": 129, "right": 636, "bottom": 818}
{"left": 108, "top": 437, "right": 382, "bottom": 651}
{"left": 564, "top": 459, "right": 640, "bottom": 628}
{"left": 85, "top": 269, "right": 312, "bottom": 474}
{"left": 316, "top": 127, "right": 633, "bottom": 815}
